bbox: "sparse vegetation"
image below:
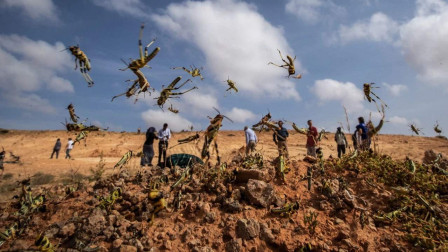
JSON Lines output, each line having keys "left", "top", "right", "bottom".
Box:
{"left": 31, "top": 172, "right": 54, "bottom": 185}
{"left": 90, "top": 152, "right": 106, "bottom": 181}
{"left": 2, "top": 173, "right": 13, "bottom": 180}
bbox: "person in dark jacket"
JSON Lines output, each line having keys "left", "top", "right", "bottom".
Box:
{"left": 141, "top": 127, "right": 157, "bottom": 166}
{"left": 334, "top": 127, "right": 347, "bottom": 158}
{"left": 50, "top": 138, "right": 61, "bottom": 159}
{"left": 273, "top": 121, "right": 289, "bottom": 159}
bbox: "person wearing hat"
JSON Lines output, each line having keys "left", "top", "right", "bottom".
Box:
{"left": 334, "top": 127, "right": 347, "bottom": 158}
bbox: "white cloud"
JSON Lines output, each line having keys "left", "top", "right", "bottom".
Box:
{"left": 226, "top": 107, "right": 257, "bottom": 123}
{"left": 182, "top": 89, "right": 219, "bottom": 117}
{"left": 0, "top": 34, "right": 74, "bottom": 113}
{"left": 141, "top": 109, "right": 194, "bottom": 132}
{"left": 399, "top": 0, "right": 448, "bottom": 87}
{"left": 2, "top": 0, "right": 59, "bottom": 22}
{"left": 93, "top": 0, "right": 150, "bottom": 19}
{"left": 151, "top": 0, "right": 303, "bottom": 100}
{"left": 285, "top": 0, "right": 345, "bottom": 24}
{"left": 337, "top": 12, "right": 399, "bottom": 44}
{"left": 389, "top": 116, "right": 409, "bottom": 125}
{"left": 382, "top": 82, "right": 407, "bottom": 96}
{"left": 311, "top": 79, "right": 364, "bottom": 113}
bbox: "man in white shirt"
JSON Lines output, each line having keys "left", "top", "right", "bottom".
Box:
{"left": 65, "top": 138, "right": 74, "bottom": 159}
{"left": 244, "top": 126, "right": 258, "bottom": 156}
{"left": 157, "top": 123, "right": 171, "bottom": 167}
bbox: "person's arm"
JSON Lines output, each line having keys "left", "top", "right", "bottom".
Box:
{"left": 273, "top": 131, "right": 277, "bottom": 143}
{"left": 255, "top": 132, "right": 258, "bottom": 143}
{"left": 245, "top": 131, "right": 249, "bottom": 145}
{"left": 168, "top": 129, "right": 172, "bottom": 140}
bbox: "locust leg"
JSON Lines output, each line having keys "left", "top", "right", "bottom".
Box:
{"left": 138, "top": 24, "right": 145, "bottom": 62}
{"left": 173, "top": 79, "right": 192, "bottom": 90}
{"left": 214, "top": 139, "right": 220, "bottom": 165}
{"left": 171, "top": 87, "right": 197, "bottom": 96}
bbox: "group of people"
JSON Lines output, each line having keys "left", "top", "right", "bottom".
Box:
{"left": 244, "top": 117, "right": 370, "bottom": 159}
{"left": 50, "top": 116, "right": 370, "bottom": 165}
{"left": 50, "top": 138, "right": 74, "bottom": 159}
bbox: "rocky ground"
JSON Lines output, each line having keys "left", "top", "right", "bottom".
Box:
{"left": 0, "top": 130, "right": 447, "bottom": 251}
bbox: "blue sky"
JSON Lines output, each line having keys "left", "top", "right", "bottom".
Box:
{"left": 0, "top": 0, "right": 447, "bottom": 135}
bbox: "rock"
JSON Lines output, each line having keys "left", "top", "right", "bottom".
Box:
{"left": 225, "top": 238, "right": 243, "bottom": 252}
{"left": 336, "top": 227, "right": 350, "bottom": 241}
{"left": 334, "top": 218, "right": 344, "bottom": 225}
{"left": 245, "top": 179, "right": 275, "bottom": 208}
{"left": 107, "top": 214, "right": 117, "bottom": 226}
{"left": 120, "top": 245, "right": 137, "bottom": 252}
{"left": 236, "top": 169, "right": 268, "bottom": 183}
{"left": 259, "top": 223, "right": 275, "bottom": 245}
{"left": 188, "top": 239, "right": 201, "bottom": 248}
{"left": 422, "top": 150, "right": 438, "bottom": 164}
{"left": 134, "top": 239, "right": 144, "bottom": 252}
{"left": 163, "top": 240, "right": 172, "bottom": 250}
{"left": 112, "top": 238, "right": 124, "bottom": 248}
{"left": 9, "top": 239, "right": 28, "bottom": 251}
{"left": 204, "top": 211, "right": 216, "bottom": 223}
{"left": 236, "top": 219, "right": 260, "bottom": 240}
{"left": 60, "top": 223, "right": 76, "bottom": 237}
{"left": 223, "top": 199, "right": 243, "bottom": 213}
{"left": 87, "top": 208, "right": 106, "bottom": 235}
{"left": 103, "top": 226, "right": 115, "bottom": 239}
{"left": 342, "top": 189, "right": 355, "bottom": 209}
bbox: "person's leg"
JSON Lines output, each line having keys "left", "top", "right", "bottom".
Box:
{"left": 310, "top": 146, "right": 316, "bottom": 157}
{"left": 245, "top": 144, "right": 250, "bottom": 156}
{"left": 284, "top": 142, "right": 289, "bottom": 159}
{"left": 56, "top": 150, "right": 59, "bottom": 159}
{"left": 50, "top": 150, "right": 55, "bottom": 159}
{"left": 158, "top": 142, "right": 163, "bottom": 165}
{"left": 65, "top": 149, "right": 69, "bottom": 159}
{"left": 250, "top": 141, "right": 256, "bottom": 153}
{"left": 337, "top": 145, "right": 342, "bottom": 158}
{"left": 342, "top": 145, "right": 346, "bottom": 155}
{"left": 148, "top": 145, "right": 154, "bottom": 166}
{"left": 162, "top": 142, "right": 168, "bottom": 166}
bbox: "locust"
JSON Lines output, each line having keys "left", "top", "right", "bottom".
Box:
{"left": 410, "top": 123, "right": 422, "bottom": 135}
{"left": 368, "top": 104, "right": 386, "bottom": 138}
{"left": 63, "top": 45, "right": 94, "bottom": 87}
{"left": 0, "top": 223, "right": 19, "bottom": 248}
{"left": 292, "top": 122, "right": 308, "bottom": 135}
{"left": 307, "top": 166, "right": 313, "bottom": 191}
{"left": 111, "top": 80, "right": 139, "bottom": 102}
{"left": 98, "top": 188, "right": 122, "bottom": 212}
{"left": 224, "top": 77, "right": 238, "bottom": 92}
{"left": 172, "top": 65, "right": 204, "bottom": 80}
{"left": 170, "top": 166, "right": 191, "bottom": 191}
{"left": 168, "top": 104, "right": 179, "bottom": 114}
{"left": 67, "top": 103, "right": 80, "bottom": 123}
{"left": 405, "top": 156, "right": 416, "bottom": 173}
{"left": 253, "top": 112, "right": 271, "bottom": 129}
{"left": 173, "top": 190, "right": 183, "bottom": 211}
{"left": 148, "top": 189, "right": 166, "bottom": 226}
{"left": 434, "top": 121, "right": 442, "bottom": 135}
{"left": 363, "top": 83, "right": 388, "bottom": 112}
{"left": 374, "top": 206, "right": 408, "bottom": 222}
{"left": 74, "top": 131, "right": 88, "bottom": 146}
{"left": 317, "top": 129, "right": 328, "bottom": 142}
{"left": 35, "top": 234, "right": 55, "bottom": 252}
{"left": 120, "top": 24, "right": 160, "bottom": 72}
{"left": 268, "top": 49, "right": 300, "bottom": 78}
{"left": 201, "top": 108, "right": 233, "bottom": 164}
{"left": 170, "top": 133, "right": 200, "bottom": 149}
{"left": 277, "top": 154, "right": 289, "bottom": 183}
{"left": 114, "top": 150, "right": 133, "bottom": 169}
{"left": 271, "top": 201, "right": 300, "bottom": 217}
{"left": 156, "top": 77, "right": 197, "bottom": 108}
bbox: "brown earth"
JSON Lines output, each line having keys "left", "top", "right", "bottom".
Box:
{"left": 0, "top": 130, "right": 447, "bottom": 251}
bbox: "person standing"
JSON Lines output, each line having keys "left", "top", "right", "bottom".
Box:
{"left": 244, "top": 126, "right": 258, "bottom": 156}
{"left": 141, "top": 127, "right": 157, "bottom": 167}
{"left": 356, "top": 117, "right": 368, "bottom": 151}
{"left": 158, "top": 123, "right": 171, "bottom": 167}
{"left": 50, "top": 138, "right": 61, "bottom": 159}
{"left": 273, "top": 121, "right": 289, "bottom": 159}
{"left": 334, "top": 127, "right": 347, "bottom": 158}
{"left": 306, "top": 120, "right": 318, "bottom": 157}
{"left": 65, "top": 138, "right": 74, "bottom": 159}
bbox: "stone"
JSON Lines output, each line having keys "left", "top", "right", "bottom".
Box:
{"left": 112, "top": 238, "right": 124, "bottom": 248}
{"left": 225, "top": 238, "right": 243, "bottom": 252}
{"left": 163, "top": 240, "right": 172, "bottom": 250}
{"left": 87, "top": 208, "right": 106, "bottom": 235}
{"left": 245, "top": 179, "right": 275, "bottom": 208}
{"left": 120, "top": 245, "right": 137, "bottom": 252}
{"left": 235, "top": 169, "right": 268, "bottom": 183}
{"left": 259, "top": 223, "right": 275, "bottom": 245}
{"left": 9, "top": 239, "right": 28, "bottom": 251}
{"left": 204, "top": 212, "right": 216, "bottom": 223}
{"left": 223, "top": 200, "right": 243, "bottom": 213}
{"left": 422, "top": 150, "right": 437, "bottom": 164}
{"left": 60, "top": 223, "right": 76, "bottom": 237}
{"left": 236, "top": 219, "right": 260, "bottom": 240}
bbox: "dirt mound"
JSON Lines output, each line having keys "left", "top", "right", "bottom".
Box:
{"left": 1, "top": 149, "right": 446, "bottom": 251}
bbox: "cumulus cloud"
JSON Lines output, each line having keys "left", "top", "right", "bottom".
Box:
{"left": 141, "top": 109, "right": 194, "bottom": 132}
{"left": 151, "top": 0, "right": 303, "bottom": 100}
{"left": 382, "top": 82, "right": 407, "bottom": 96}
{"left": 0, "top": 34, "right": 74, "bottom": 114}
{"left": 389, "top": 116, "right": 409, "bottom": 125}
{"left": 285, "top": 0, "right": 345, "bottom": 24}
{"left": 336, "top": 12, "right": 399, "bottom": 44}
{"left": 226, "top": 107, "right": 257, "bottom": 123}
{"left": 1, "top": 0, "right": 59, "bottom": 22}
{"left": 93, "top": 0, "right": 150, "bottom": 19}
{"left": 311, "top": 79, "right": 364, "bottom": 113}
{"left": 399, "top": 0, "right": 448, "bottom": 87}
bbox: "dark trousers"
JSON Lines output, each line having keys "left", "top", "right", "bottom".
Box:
{"left": 51, "top": 149, "right": 60, "bottom": 159}
{"left": 158, "top": 141, "right": 168, "bottom": 166}
{"left": 337, "top": 145, "right": 346, "bottom": 158}
{"left": 141, "top": 144, "right": 154, "bottom": 166}
{"left": 65, "top": 149, "right": 72, "bottom": 159}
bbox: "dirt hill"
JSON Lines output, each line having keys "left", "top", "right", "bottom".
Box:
{"left": 0, "top": 130, "right": 447, "bottom": 251}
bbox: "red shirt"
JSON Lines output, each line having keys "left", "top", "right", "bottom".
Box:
{"left": 306, "top": 126, "right": 318, "bottom": 147}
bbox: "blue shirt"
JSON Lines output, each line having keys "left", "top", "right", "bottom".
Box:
{"left": 356, "top": 123, "right": 368, "bottom": 140}
{"left": 273, "top": 127, "right": 289, "bottom": 141}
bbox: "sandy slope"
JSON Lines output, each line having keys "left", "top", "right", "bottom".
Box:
{"left": 1, "top": 130, "right": 447, "bottom": 180}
